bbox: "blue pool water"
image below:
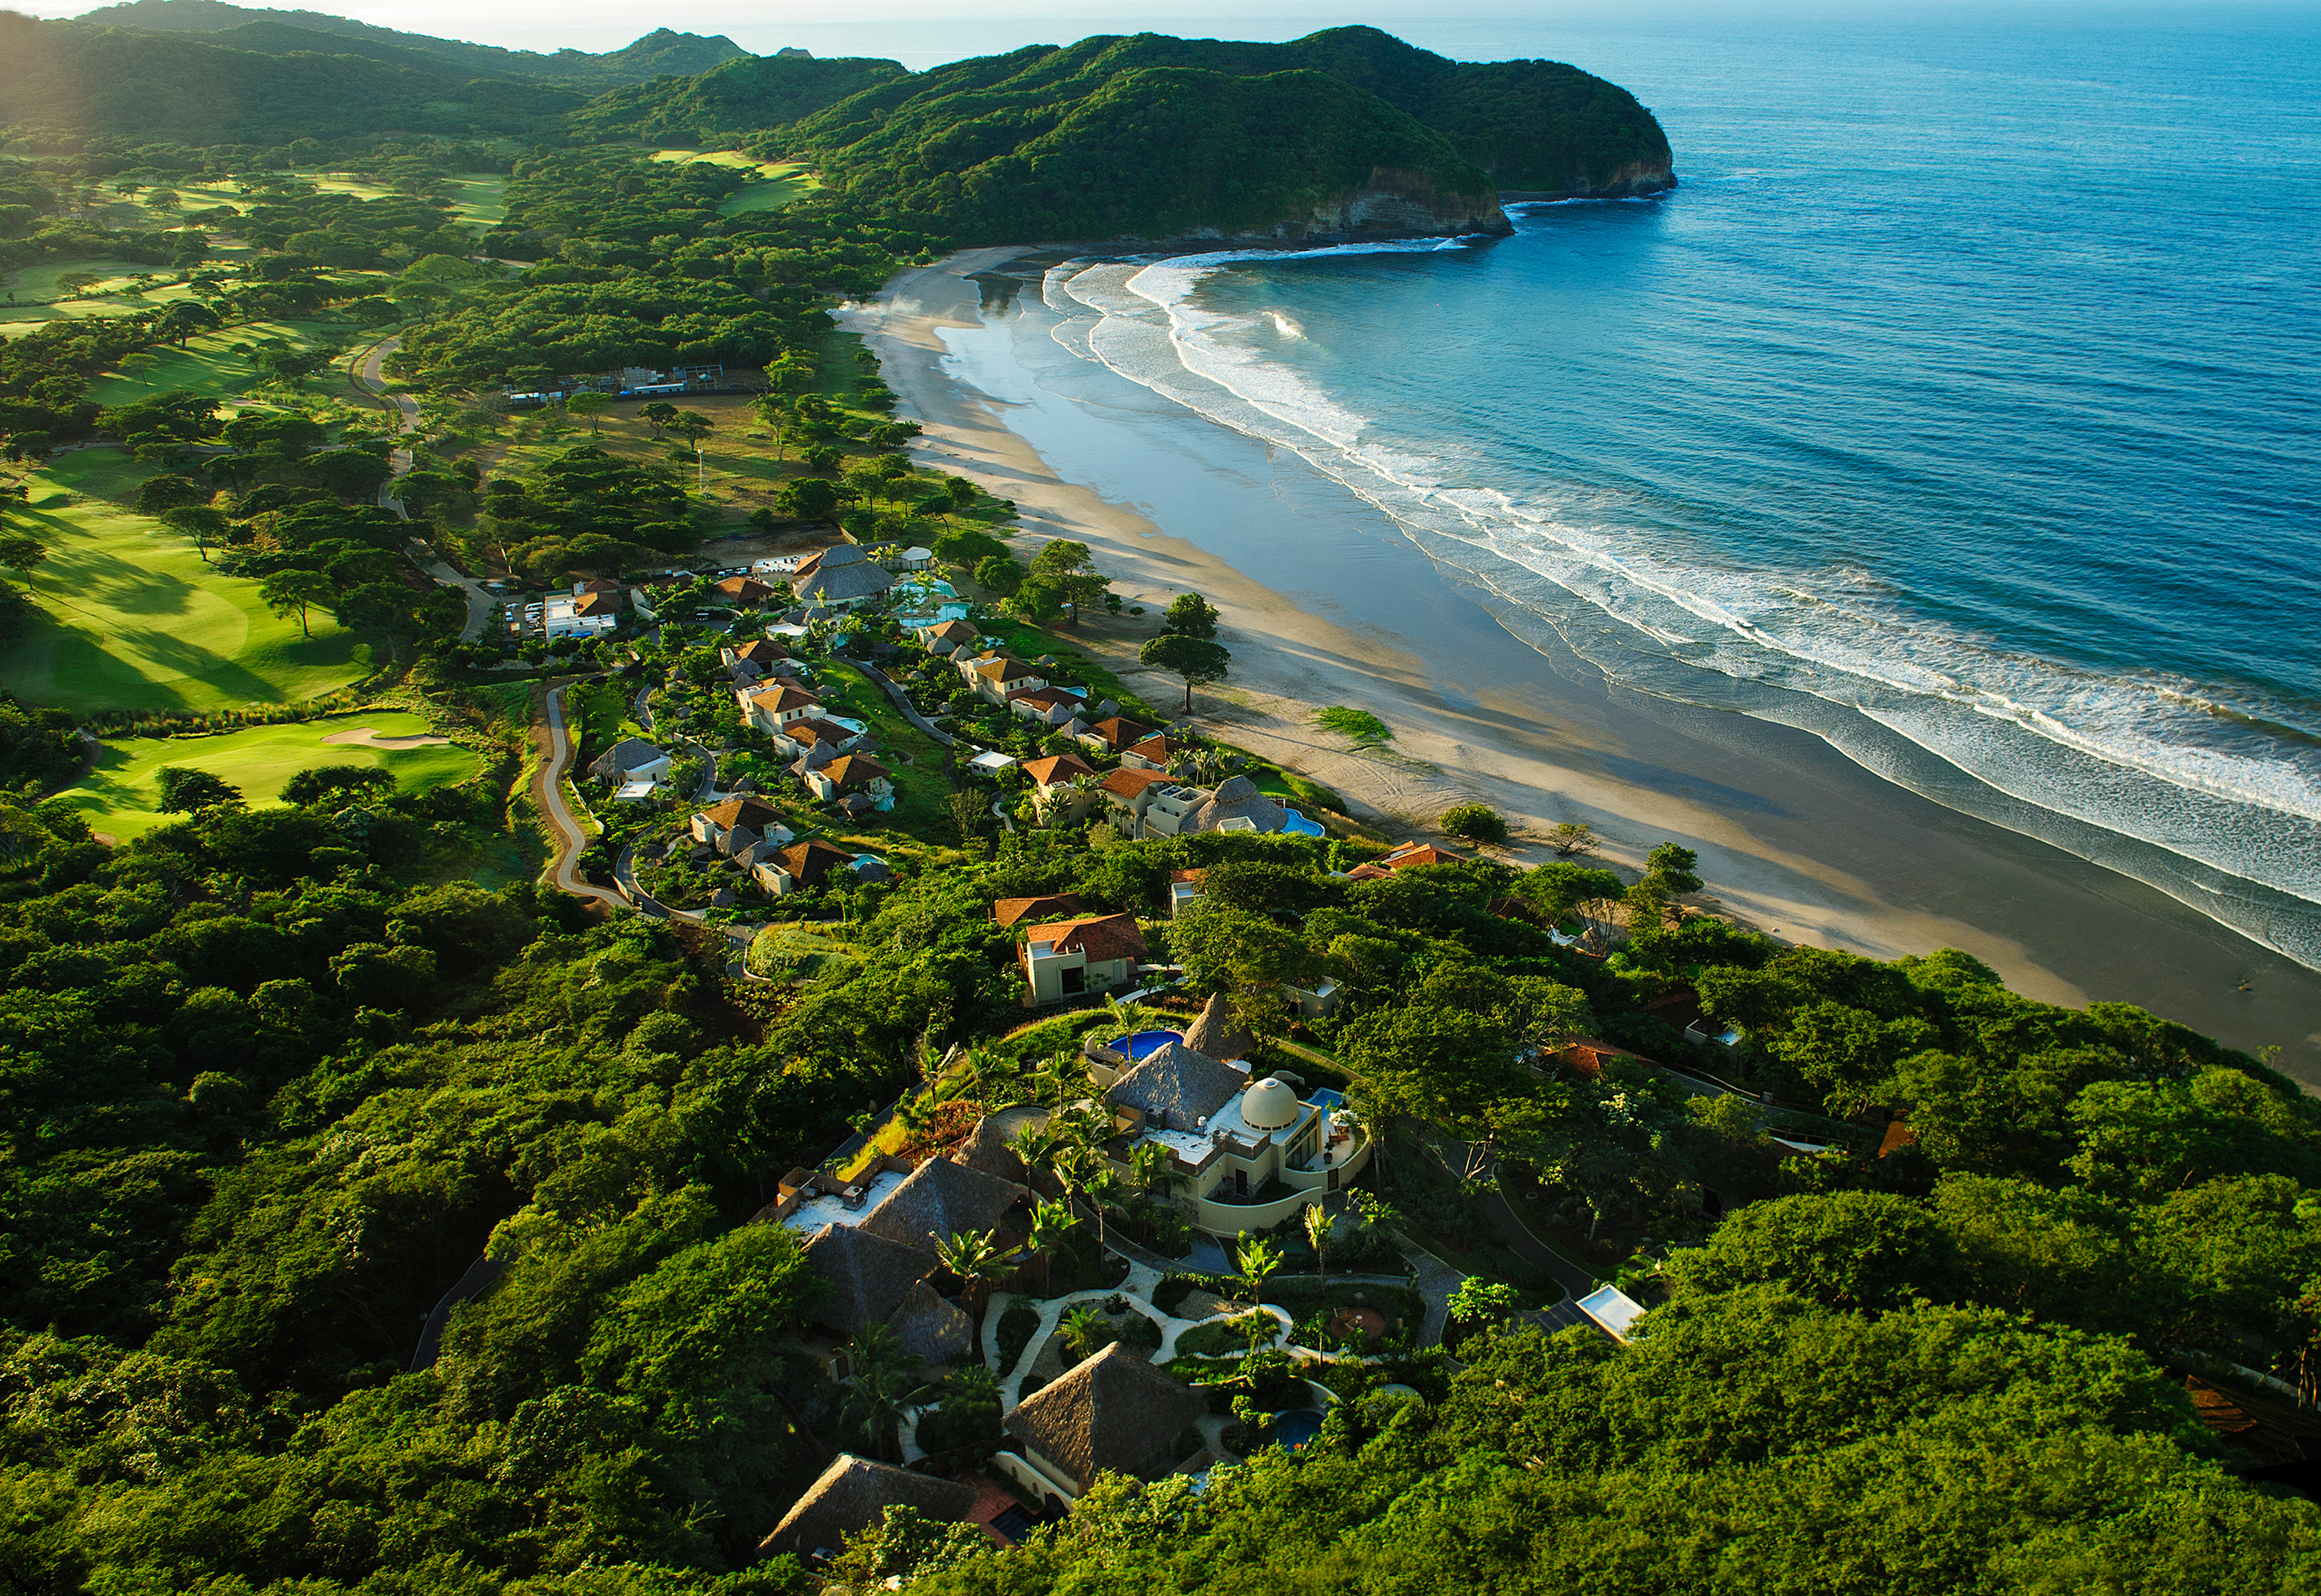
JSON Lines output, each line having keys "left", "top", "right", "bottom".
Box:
{"left": 1024, "top": 12, "right": 2321, "bottom": 969}
{"left": 1280, "top": 808, "right": 1326, "bottom": 838}
{"left": 1112, "top": 1030, "right": 1183, "bottom": 1061}
{"left": 1306, "top": 1088, "right": 1345, "bottom": 1111}
{"left": 1269, "top": 1410, "right": 1325, "bottom": 1451}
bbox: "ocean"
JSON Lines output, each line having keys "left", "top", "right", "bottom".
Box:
{"left": 1010, "top": 11, "right": 2321, "bottom": 969}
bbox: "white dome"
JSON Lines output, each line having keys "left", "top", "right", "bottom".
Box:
{"left": 1241, "top": 1075, "right": 1300, "bottom": 1133}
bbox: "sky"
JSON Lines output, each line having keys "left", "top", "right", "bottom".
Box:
{"left": 23, "top": 0, "right": 2312, "bottom": 67}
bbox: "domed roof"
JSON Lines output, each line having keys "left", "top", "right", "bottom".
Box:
{"left": 1241, "top": 1075, "right": 1300, "bottom": 1133}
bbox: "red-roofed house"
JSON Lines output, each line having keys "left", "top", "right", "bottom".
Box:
{"left": 1020, "top": 914, "right": 1147, "bottom": 1005}
{"left": 1121, "top": 733, "right": 1181, "bottom": 772}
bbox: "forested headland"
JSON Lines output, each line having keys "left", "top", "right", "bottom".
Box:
{"left": 0, "top": 6, "right": 2316, "bottom": 1592}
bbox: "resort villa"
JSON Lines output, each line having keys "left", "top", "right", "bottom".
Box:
{"left": 1082, "top": 994, "right": 1372, "bottom": 1235}
{"left": 1000, "top": 1344, "right": 1210, "bottom": 1508}
{"left": 1018, "top": 913, "right": 1147, "bottom": 1004}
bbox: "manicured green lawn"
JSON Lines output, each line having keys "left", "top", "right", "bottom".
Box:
{"left": 813, "top": 658, "right": 952, "bottom": 834}
{"left": 718, "top": 164, "right": 819, "bottom": 217}
{"left": 83, "top": 317, "right": 341, "bottom": 407}
{"left": 58, "top": 712, "right": 480, "bottom": 841}
{"left": 0, "top": 456, "right": 373, "bottom": 713}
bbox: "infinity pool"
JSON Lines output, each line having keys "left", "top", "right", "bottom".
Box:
{"left": 1111, "top": 1030, "right": 1184, "bottom": 1061}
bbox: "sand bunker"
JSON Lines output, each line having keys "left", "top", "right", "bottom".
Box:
{"left": 321, "top": 726, "right": 451, "bottom": 750}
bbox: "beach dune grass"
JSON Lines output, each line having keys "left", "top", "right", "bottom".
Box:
{"left": 0, "top": 455, "right": 372, "bottom": 713}
{"left": 58, "top": 712, "right": 480, "bottom": 842}
{"left": 1315, "top": 706, "right": 1392, "bottom": 744}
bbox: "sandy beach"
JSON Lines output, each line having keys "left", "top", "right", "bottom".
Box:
{"left": 841, "top": 250, "right": 2321, "bottom": 1085}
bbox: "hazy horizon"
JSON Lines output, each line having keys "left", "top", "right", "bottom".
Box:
{"left": 12, "top": 0, "right": 2316, "bottom": 67}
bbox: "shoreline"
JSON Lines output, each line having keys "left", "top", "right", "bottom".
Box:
{"left": 842, "top": 249, "right": 2321, "bottom": 1086}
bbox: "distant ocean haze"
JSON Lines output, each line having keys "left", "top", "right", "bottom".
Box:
{"left": 1026, "top": 12, "right": 2321, "bottom": 964}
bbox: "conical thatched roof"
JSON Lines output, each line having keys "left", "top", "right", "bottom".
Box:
{"left": 860, "top": 1156, "right": 1023, "bottom": 1251}
{"left": 802, "top": 1223, "right": 938, "bottom": 1335}
{"left": 1108, "top": 1041, "right": 1243, "bottom": 1132}
{"left": 1179, "top": 989, "right": 1255, "bottom": 1064}
{"left": 758, "top": 1453, "right": 978, "bottom": 1558}
{"left": 1003, "top": 1342, "right": 1209, "bottom": 1492}
{"left": 955, "top": 1115, "right": 1029, "bottom": 1183}
{"left": 886, "top": 1280, "right": 975, "bottom": 1364}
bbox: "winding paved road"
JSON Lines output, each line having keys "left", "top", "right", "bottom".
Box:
{"left": 354, "top": 332, "right": 497, "bottom": 643}
{"left": 536, "top": 683, "right": 624, "bottom": 911}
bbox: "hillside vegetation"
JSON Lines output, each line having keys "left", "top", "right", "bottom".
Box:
{"left": 568, "top": 53, "right": 910, "bottom": 145}
{"left": 783, "top": 29, "right": 1673, "bottom": 201}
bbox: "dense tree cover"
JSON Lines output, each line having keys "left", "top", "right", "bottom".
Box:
{"left": 474, "top": 443, "right": 699, "bottom": 581}
{"left": 393, "top": 149, "right": 925, "bottom": 391}
{"left": 911, "top": 1296, "right": 2320, "bottom": 1592}
{"left": 567, "top": 52, "right": 908, "bottom": 145}
{"left": 74, "top": 2, "right": 747, "bottom": 88}
{"left": 0, "top": 692, "right": 81, "bottom": 791}
{"left": 0, "top": 769, "right": 1034, "bottom": 1588}
{"left": 0, "top": 11, "right": 586, "bottom": 143}
{"left": 761, "top": 27, "right": 1670, "bottom": 244}
{"left": 782, "top": 52, "right": 1499, "bottom": 247}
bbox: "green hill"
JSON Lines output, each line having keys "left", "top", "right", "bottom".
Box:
{"left": 67, "top": 0, "right": 747, "bottom": 87}
{"left": 791, "top": 60, "right": 1510, "bottom": 247}
{"left": 565, "top": 51, "right": 910, "bottom": 145}
{"left": 784, "top": 29, "right": 1673, "bottom": 200}
{"left": 0, "top": 12, "right": 583, "bottom": 140}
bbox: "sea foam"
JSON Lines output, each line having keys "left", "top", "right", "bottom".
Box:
{"left": 1038, "top": 251, "right": 2321, "bottom": 960}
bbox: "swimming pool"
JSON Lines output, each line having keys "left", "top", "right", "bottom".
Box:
{"left": 1307, "top": 1088, "right": 1345, "bottom": 1110}
{"left": 1280, "top": 808, "right": 1327, "bottom": 838}
{"left": 1110, "top": 1030, "right": 1184, "bottom": 1061}
{"left": 1269, "top": 1409, "right": 1325, "bottom": 1451}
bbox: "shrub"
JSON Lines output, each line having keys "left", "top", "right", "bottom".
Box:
{"left": 1440, "top": 803, "right": 1507, "bottom": 846}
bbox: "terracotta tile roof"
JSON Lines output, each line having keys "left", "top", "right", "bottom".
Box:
{"left": 713, "top": 576, "right": 774, "bottom": 604}
{"left": 1021, "top": 912, "right": 1147, "bottom": 965}
{"left": 1080, "top": 716, "right": 1153, "bottom": 752}
{"left": 1003, "top": 1343, "right": 1210, "bottom": 1492}
{"left": 993, "top": 893, "right": 1089, "bottom": 928}
{"left": 733, "top": 638, "right": 788, "bottom": 665}
{"left": 1125, "top": 734, "right": 1179, "bottom": 762}
{"left": 971, "top": 656, "right": 1041, "bottom": 685}
{"left": 1009, "top": 686, "right": 1081, "bottom": 713}
{"left": 784, "top": 717, "right": 858, "bottom": 749}
{"left": 1344, "top": 862, "right": 1393, "bottom": 881}
{"left": 766, "top": 838, "right": 856, "bottom": 890}
{"left": 743, "top": 683, "right": 823, "bottom": 714}
{"left": 1549, "top": 1037, "right": 1657, "bottom": 1079}
{"left": 1099, "top": 767, "right": 1172, "bottom": 801}
{"left": 1021, "top": 751, "right": 1099, "bottom": 788}
{"left": 815, "top": 753, "right": 890, "bottom": 791}
{"left": 699, "top": 796, "right": 784, "bottom": 833}
{"left": 1382, "top": 842, "right": 1467, "bottom": 870}
{"left": 1170, "top": 867, "right": 1205, "bottom": 883}
{"left": 922, "top": 619, "right": 980, "bottom": 644}
{"left": 573, "top": 590, "right": 621, "bottom": 616}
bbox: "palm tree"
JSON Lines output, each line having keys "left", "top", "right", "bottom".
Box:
{"left": 1129, "top": 1138, "right": 1185, "bottom": 1202}
{"left": 1235, "top": 1235, "right": 1283, "bottom": 1308}
{"left": 934, "top": 1226, "right": 1013, "bottom": 1331}
{"left": 1304, "top": 1204, "right": 1332, "bottom": 1293}
{"left": 1027, "top": 1196, "right": 1080, "bottom": 1292}
{"left": 1060, "top": 1305, "right": 1108, "bottom": 1363}
{"left": 838, "top": 1324, "right": 931, "bottom": 1462}
{"left": 1010, "top": 1117, "right": 1065, "bottom": 1184}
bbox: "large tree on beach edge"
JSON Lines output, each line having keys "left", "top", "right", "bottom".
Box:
{"left": 1141, "top": 633, "right": 1230, "bottom": 713}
